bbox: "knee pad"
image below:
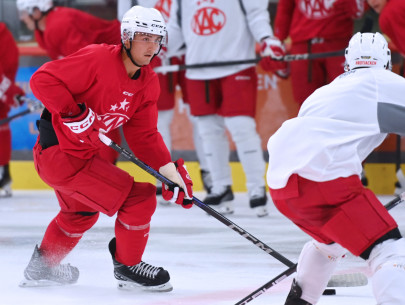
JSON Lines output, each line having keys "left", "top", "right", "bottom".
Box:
{"left": 310, "top": 240, "right": 347, "bottom": 261}
{"left": 117, "top": 182, "right": 157, "bottom": 226}
{"left": 56, "top": 211, "right": 99, "bottom": 236}
{"left": 369, "top": 238, "right": 405, "bottom": 305}
{"left": 296, "top": 240, "right": 346, "bottom": 304}
{"left": 224, "top": 116, "right": 258, "bottom": 143}
{"left": 368, "top": 238, "right": 405, "bottom": 274}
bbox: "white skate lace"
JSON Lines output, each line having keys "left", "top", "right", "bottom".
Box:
{"left": 129, "top": 262, "right": 161, "bottom": 279}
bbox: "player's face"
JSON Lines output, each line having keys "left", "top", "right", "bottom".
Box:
{"left": 19, "top": 11, "right": 36, "bottom": 31}
{"left": 366, "top": 0, "right": 387, "bottom": 13}
{"left": 130, "top": 32, "right": 162, "bottom": 66}
{"left": 18, "top": 8, "right": 43, "bottom": 31}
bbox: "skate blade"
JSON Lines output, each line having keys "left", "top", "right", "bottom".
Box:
{"left": 19, "top": 279, "right": 64, "bottom": 288}
{"left": 117, "top": 280, "right": 173, "bottom": 292}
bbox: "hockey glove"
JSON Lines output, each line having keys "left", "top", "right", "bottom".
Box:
{"left": 160, "top": 158, "right": 193, "bottom": 209}
{"left": 62, "top": 103, "right": 107, "bottom": 148}
{"left": 259, "top": 37, "right": 288, "bottom": 72}
{"left": 0, "top": 74, "right": 25, "bottom": 108}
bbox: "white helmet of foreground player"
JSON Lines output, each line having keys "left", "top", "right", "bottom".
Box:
{"left": 344, "top": 32, "right": 392, "bottom": 71}
{"left": 16, "top": 0, "right": 53, "bottom": 14}
{"left": 121, "top": 5, "right": 167, "bottom": 54}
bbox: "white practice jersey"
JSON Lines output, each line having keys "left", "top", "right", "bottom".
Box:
{"left": 166, "top": 0, "right": 273, "bottom": 80}
{"left": 267, "top": 68, "right": 405, "bottom": 189}
{"left": 117, "top": 0, "right": 171, "bottom": 21}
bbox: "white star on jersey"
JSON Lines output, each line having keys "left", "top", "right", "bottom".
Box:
{"left": 110, "top": 104, "right": 118, "bottom": 111}
{"left": 119, "top": 99, "right": 130, "bottom": 111}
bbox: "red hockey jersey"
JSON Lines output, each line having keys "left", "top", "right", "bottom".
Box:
{"left": 35, "top": 7, "right": 121, "bottom": 59}
{"left": 379, "top": 0, "right": 405, "bottom": 58}
{"left": 0, "top": 23, "right": 19, "bottom": 112}
{"left": 30, "top": 44, "right": 171, "bottom": 170}
{"left": 274, "top": 0, "right": 364, "bottom": 43}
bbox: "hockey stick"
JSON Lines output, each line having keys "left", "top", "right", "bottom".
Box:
{"left": 99, "top": 134, "right": 367, "bottom": 292}
{"left": 154, "top": 50, "right": 345, "bottom": 73}
{"left": 394, "top": 135, "right": 405, "bottom": 195}
{"left": 0, "top": 97, "right": 44, "bottom": 125}
{"left": 234, "top": 193, "right": 405, "bottom": 305}
{"left": 98, "top": 134, "right": 294, "bottom": 267}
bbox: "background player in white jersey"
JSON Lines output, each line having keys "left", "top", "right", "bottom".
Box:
{"left": 267, "top": 32, "right": 405, "bottom": 304}
{"left": 166, "top": 0, "right": 286, "bottom": 217}
{"left": 20, "top": 6, "right": 193, "bottom": 291}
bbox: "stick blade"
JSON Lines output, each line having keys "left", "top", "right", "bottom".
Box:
{"left": 327, "top": 273, "right": 368, "bottom": 287}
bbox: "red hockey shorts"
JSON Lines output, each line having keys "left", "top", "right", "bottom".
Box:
{"left": 34, "top": 142, "right": 133, "bottom": 216}
{"left": 290, "top": 38, "right": 348, "bottom": 105}
{"left": 157, "top": 72, "right": 176, "bottom": 111}
{"left": 269, "top": 174, "right": 398, "bottom": 256}
{"left": 186, "top": 67, "right": 257, "bottom": 117}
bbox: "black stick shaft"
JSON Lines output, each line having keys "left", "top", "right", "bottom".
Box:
{"left": 0, "top": 109, "right": 31, "bottom": 125}
{"left": 102, "top": 136, "right": 295, "bottom": 268}
{"left": 235, "top": 264, "right": 298, "bottom": 305}
{"left": 155, "top": 50, "right": 345, "bottom": 73}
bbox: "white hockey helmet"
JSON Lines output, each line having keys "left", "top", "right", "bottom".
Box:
{"left": 344, "top": 32, "right": 391, "bottom": 71}
{"left": 121, "top": 5, "right": 167, "bottom": 47}
{"left": 16, "top": 0, "right": 53, "bottom": 14}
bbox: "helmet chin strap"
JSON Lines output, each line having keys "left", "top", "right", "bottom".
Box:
{"left": 124, "top": 40, "right": 143, "bottom": 68}
{"left": 123, "top": 40, "right": 163, "bottom": 68}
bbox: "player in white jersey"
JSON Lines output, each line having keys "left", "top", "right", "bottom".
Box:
{"left": 267, "top": 32, "right": 405, "bottom": 305}
{"left": 166, "top": 0, "right": 286, "bottom": 216}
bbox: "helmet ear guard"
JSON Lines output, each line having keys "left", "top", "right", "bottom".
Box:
{"left": 344, "top": 32, "right": 392, "bottom": 72}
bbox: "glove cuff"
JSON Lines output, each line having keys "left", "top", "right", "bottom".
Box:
{"left": 62, "top": 105, "right": 96, "bottom": 134}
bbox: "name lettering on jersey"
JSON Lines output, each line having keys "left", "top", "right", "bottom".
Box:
{"left": 355, "top": 60, "right": 377, "bottom": 66}
{"left": 298, "top": 0, "right": 336, "bottom": 19}
{"left": 192, "top": 0, "right": 226, "bottom": 36}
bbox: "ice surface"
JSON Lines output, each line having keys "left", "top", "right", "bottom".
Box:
{"left": 1, "top": 191, "right": 403, "bottom": 305}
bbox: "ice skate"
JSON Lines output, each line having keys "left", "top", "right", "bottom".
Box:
{"left": 285, "top": 279, "right": 312, "bottom": 305}
{"left": 249, "top": 186, "right": 268, "bottom": 217}
{"left": 0, "top": 165, "right": 12, "bottom": 198}
{"left": 108, "top": 238, "right": 172, "bottom": 292}
{"left": 204, "top": 185, "right": 234, "bottom": 214}
{"left": 19, "top": 245, "right": 79, "bottom": 287}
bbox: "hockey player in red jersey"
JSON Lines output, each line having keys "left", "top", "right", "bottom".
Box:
{"left": 118, "top": 0, "right": 213, "bottom": 197}
{"left": 267, "top": 32, "right": 405, "bottom": 304}
{"left": 367, "top": 0, "right": 405, "bottom": 76}
{"left": 16, "top": 0, "right": 122, "bottom": 164}
{"left": 273, "top": 0, "right": 365, "bottom": 105}
{"left": 20, "top": 6, "right": 193, "bottom": 291}
{"left": 0, "top": 23, "right": 25, "bottom": 197}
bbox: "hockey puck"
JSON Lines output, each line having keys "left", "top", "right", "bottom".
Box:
{"left": 323, "top": 288, "right": 336, "bottom": 295}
